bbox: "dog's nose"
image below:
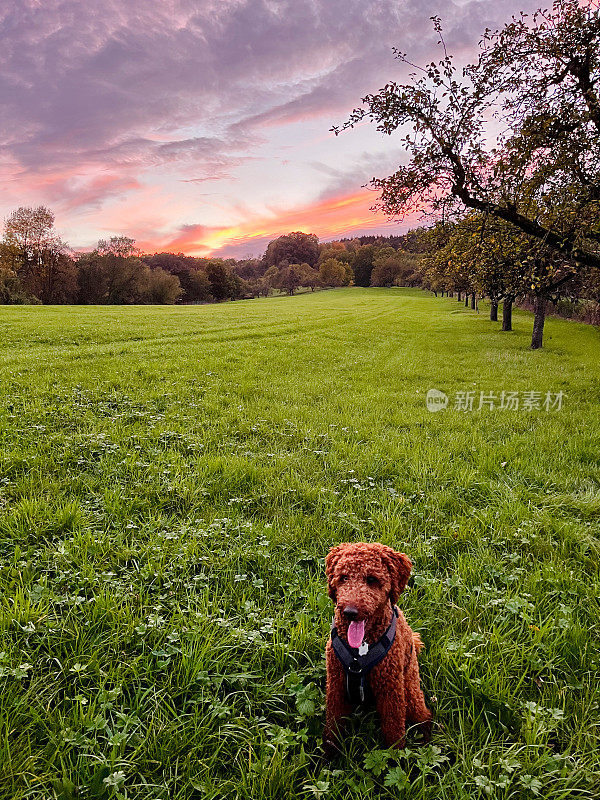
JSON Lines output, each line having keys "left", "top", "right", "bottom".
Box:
{"left": 343, "top": 605, "right": 359, "bottom": 621}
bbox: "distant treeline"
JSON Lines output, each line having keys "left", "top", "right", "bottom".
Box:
{"left": 2, "top": 206, "right": 598, "bottom": 349}
{"left": 0, "top": 207, "right": 425, "bottom": 305}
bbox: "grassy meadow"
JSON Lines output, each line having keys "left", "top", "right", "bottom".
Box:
{"left": 0, "top": 287, "right": 599, "bottom": 800}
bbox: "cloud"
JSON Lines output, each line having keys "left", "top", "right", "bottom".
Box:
{"left": 311, "top": 149, "right": 411, "bottom": 202}
{"left": 39, "top": 172, "right": 141, "bottom": 213}
{"left": 0, "top": 0, "right": 543, "bottom": 232}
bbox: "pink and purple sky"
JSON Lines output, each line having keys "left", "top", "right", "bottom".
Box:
{"left": 0, "top": 0, "right": 539, "bottom": 257}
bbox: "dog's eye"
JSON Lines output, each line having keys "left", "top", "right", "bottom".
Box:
{"left": 365, "top": 575, "right": 379, "bottom": 587}
{"left": 339, "top": 574, "right": 348, "bottom": 583}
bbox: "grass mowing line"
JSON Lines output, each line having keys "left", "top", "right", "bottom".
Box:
{"left": 0, "top": 317, "right": 353, "bottom": 361}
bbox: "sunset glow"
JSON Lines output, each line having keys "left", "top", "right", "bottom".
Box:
{"left": 139, "top": 189, "right": 402, "bottom": 256}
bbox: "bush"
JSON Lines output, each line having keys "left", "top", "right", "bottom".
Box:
{"left": 0, "top": 268, "right": 31, "bottom": 304}
{"left": 144, "top": 268, "right": 182, "bottom": 304}
{"left": 184, "top": 269, "right": 213, "bottom": 303}
{"left": 554, "top": 299, "right": 579, "bottom": 319}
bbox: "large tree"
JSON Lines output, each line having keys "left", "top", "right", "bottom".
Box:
{"left": 319, "top": 257, "right": 348, "bottom": 287}
{"left": 264, "top": 231, "right": 320, "bottom": 268}
{"left": 77, "top": 251, "right": 145, "bottom": 304}
{"left": 183, "top": 268, "right": 213, "bottom": 303}
{"left": 274, "top": 263, "right": 304, "bottom": 295}
{"left": 2, "top": 206, "right": 71, "bottom": 301}
{"left": 335, "top": 0, "right": 600, "bottom": 278}
{"left": 205, "top": 259, "right": 240, "bottom": 301}
{"left": 3, "top": 206, "right": 57, "bottom": 269}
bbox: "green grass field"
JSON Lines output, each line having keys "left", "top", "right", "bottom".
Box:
{"left": 1, "top": 288, "right": 599, "bottom": 800}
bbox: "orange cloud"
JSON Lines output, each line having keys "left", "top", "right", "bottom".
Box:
{"left": 141, "top": 188, "right": 407, "bottom": 256}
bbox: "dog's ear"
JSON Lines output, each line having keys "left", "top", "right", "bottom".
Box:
{"left": 325, "top": 543, "right": 348, "bottom": 601}
{"left": 381, "top": 546, "right": 412, "bottom": 604}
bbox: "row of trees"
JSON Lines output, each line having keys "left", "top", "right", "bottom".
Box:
{"left": 405, "top": 216, "right": 600, "bottom": 348}
{"left": 0, "top": 208, "right": 424, "bottom": 306}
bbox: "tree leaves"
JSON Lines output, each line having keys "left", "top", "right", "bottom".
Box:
{"left": 337, "top": 0, "right": 600, "bottom": 271}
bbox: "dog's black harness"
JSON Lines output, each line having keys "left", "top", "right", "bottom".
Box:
{"left": 330, "top": 606, "right": 400, "bottom": 704}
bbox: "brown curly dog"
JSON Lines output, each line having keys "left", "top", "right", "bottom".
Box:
{"left": 323, "top": 542, "right": 432, "bottom": 754}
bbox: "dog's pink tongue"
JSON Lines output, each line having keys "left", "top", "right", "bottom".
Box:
{"left": 347, "top": 620, "right": 365, "bottom": 649}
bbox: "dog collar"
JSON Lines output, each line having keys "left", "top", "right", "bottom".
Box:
{"left": 330, "top": 605, "right": 399, "bottom": 704}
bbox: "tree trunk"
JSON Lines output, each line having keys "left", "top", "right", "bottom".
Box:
{"left": 490, "top": 301, "right": 498, "bottom": 321}
{"left": 471, "top": 293, "right": 476, "bottom": 309}
{"left": 465, "top": 295, "right": 469, "bottom": 307}
{"left": 531, "top": 295, "right": 546, "bottom": 349}
{"left": 502, "top": 298, "right": 513, "bottom": 331}
{"left": 457, "top": 292, "right": 461, "bottom": 301}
